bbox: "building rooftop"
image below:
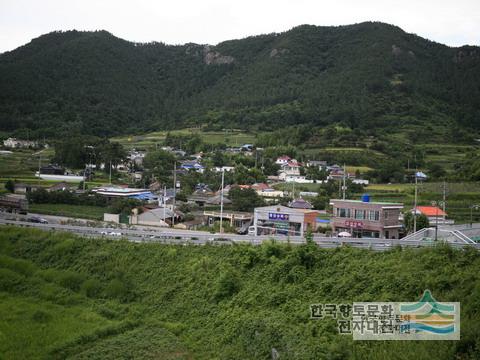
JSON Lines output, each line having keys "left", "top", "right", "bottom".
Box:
{"left": 415, "top": 206, "right": 447, "bottom": 217}
{"left": 330, "top": 199, "right": 403, "bottom": 206}
{"left": 288, "top": 198, "right": 314, "bottom": 209}
{"left": 254, "top": 205, "right": 319, "bottom": 214}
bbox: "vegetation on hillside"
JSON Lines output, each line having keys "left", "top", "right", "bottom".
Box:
{"left": 1, "top": 22, "right": 479, "bottom": 139}
{"left": 1, "top": 227, "right": 480, "bottom": 359}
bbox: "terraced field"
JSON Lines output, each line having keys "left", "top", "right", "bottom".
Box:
{"left": 111, "top": 129, "right": 257, "bottom": 149}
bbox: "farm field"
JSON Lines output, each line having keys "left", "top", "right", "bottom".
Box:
{"left": 0, "top": 148, "right": 53, "bottom": 178}
{"left": 28, "top": 204, "right": 106, "bottom": 220}
{"left": 111, "top": 129, "right": 258, "bottom": 149}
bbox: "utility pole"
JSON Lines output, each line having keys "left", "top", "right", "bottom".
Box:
{"left": 432, "top": 200, "right": 444, "bottom": 241}
{"left": 109, "top": 160, "right": 112, "bottom": 185}
{"left": 442, "top": 180, "right": 446, "bottom": 224}
{"left": 37, "top": 155, "right": 41, "bottom": 179}
{"left": 163, "top": 186, "right": 166, "bottom": 227}
{"left": 471, "top": 205, "right": 480, "bottom": 228}
{"left": 413, "top": 172, "right": 418, "bottom": 233}
{"left": 172, "top": 161, "right": 176, "bottom": 227}
{"left": 219, "top": 169, "right": 225, "bottom": 233}
{"left": 342, "top": 164, "right": 346, "bottom": 200}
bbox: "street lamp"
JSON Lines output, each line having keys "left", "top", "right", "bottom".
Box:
{"left": 470, "top": 205, "right": 480, "bottom": 228}
{"left": 431, "top": 201, "right": 445, "bottom": 241}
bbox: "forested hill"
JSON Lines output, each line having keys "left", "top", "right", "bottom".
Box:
{"left": 1, "top": 22, "right": 479, "bottom": 138}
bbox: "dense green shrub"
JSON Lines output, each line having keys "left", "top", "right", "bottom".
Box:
{"left": 81, "top": 278, "right": 103, "bottom": 298}
{"left": 0, "top": 268, "right": 23, "bottom": 292}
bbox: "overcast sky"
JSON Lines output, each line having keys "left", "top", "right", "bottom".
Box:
{"left": 0, "top": 0, "right": 479, "bottom": 53}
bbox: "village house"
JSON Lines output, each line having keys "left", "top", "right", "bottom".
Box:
{"left": 3, "top": 137, "right": 39, "bottom": 149}
{"left": 288, "top": 198, "right": 314, "bottom": 209}
{"left": 278, "top": 160, "right": 302, "bottom": 181}
{"left": 275, "top": 155, "right": 291, "bottom": 166}
{"left": 180, "top": 160, "right": 205, "bottom": 173}
{"left": 129, "top": 207, "right": 182, "bottom": 227}
{"left": 412, "top": 206, "right": 453, "bottom": 225}
{"left": 306, "top": 160, "right": 327, "bottom": 170}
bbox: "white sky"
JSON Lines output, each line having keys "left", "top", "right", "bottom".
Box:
{"left": 0, "top": 0, "right": 479, "bottom": 53}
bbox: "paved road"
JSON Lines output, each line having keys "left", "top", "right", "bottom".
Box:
{"left": 1, "top": 216, "right": 479, "bottom": 251}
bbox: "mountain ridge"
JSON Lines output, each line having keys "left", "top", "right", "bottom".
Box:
{"left": 1, "top": 22, "right": 479, "bottom": 138}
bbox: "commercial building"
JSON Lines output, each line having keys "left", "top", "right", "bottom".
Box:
{"left": 253, "top": 205, "right": 319, "bottom": 237}
{"left": 203, "top": 210, "right": 252, "bottom": 230}
{"left": 330, "top": 197, "right": 404, "bottom": 239}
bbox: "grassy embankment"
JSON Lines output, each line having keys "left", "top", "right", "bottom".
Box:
{"left": 1, "top": 226, "right": 480, "bottom": 359}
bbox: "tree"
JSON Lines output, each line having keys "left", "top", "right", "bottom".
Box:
{"left": 427, "top": 163, "right": 446, "bottom": 180}
{"left": 4, "top": 179, "right": 15, "bottom": 193}
{"left": 143, "top": 150, "right": 176, "bottom": 184}
{"left": 311, "top": 195, "right": 328, "bottom": 210}
{"left": 367, "top": 160, "right": 405, "bottom": 183}
{"left": 404, "top": 211, "right": 429, "bottom": 233}
{"left": 228, "top": 186, "right": 265, "bottom": 212}
{"left": 107, "top": 198, "right": 142, "bottom": 215}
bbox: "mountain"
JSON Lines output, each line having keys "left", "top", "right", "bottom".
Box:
{"left": 0, "top": 22, "right": 479, "bottom": 138}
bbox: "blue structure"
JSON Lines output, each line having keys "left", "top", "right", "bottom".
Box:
{"left": 361, "top": 194, "right": 370, "bottom": 203}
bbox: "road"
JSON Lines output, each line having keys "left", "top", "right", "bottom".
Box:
{"left": 1, "top": 215, "right": 479, "bottom": 251}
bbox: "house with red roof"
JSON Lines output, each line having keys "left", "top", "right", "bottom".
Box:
{"left": 275, "top": 155, "right": 291, "bottom": 166}
{"left": 412, "top": 206, "right": 451, "bottom": 224}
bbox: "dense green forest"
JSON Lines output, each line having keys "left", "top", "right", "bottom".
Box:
{"left": 1, "top": 226, "right": 480, "bottom": 359}
{"left": 1, "top": 22, "right": 479, "bottom": 138}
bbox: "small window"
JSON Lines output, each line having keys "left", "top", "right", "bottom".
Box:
{"left": 355, "top": 209, "right": 365, "bottom": 220}
{"left": 368, "top": 210, "right": 380, "bottom": 221}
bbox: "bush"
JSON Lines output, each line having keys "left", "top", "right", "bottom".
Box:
{"left": 5, "top": 179, "right": 15, "bottom": 193}
{"left": 214, "top": 269, "right": 241, "bottom": 301}
{"left": 81, "top": 278, "right": 103, "bottom": 298}
{"left": 0, "top": 254, "right": 36, "bottom": 276}
{"left": 31, "top": 309, "right": 52, "bottom": 323}
{"left": 0, "top": 268, "right": 23, "bottom": 292}
{"left": 57, "top": 271, "right": 86, "bottom": 292}
{"left": 104, "top": 278, "right": 131, "bottom": 301}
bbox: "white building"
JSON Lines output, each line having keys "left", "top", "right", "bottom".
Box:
{"left": 3, "top": 137, "right": 39, "bottom": 148}
{"left": 213, "top": 166, "right": 235, "bottom": 173}
{"left": 129, "top": 207, "right": 174, "bottom": 227}
{"left": 352, "top": 179, "right": 369, "bottom": 185}
{"left": 253, "top": 205, "right": 319, "bottom": 237}
{"left": 278, "top": 160, "right": 302, "bottom": 181}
